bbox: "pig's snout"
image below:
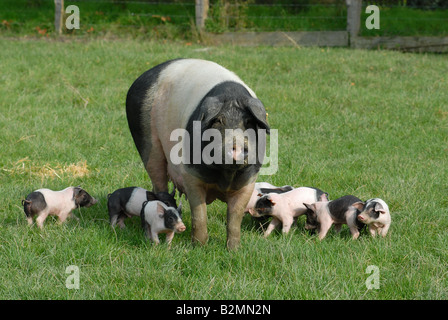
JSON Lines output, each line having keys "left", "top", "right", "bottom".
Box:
{"left": 88, "top": 198, "right": 98, "bottom": 207}
{"left": 226, "top": 145, "right": 248, "bottom": 163}
{"left": 357, "top": 215, "right": 366, "bottom": 222}
{"left": 177, "top": 223, "right": 186, "bottom": 233}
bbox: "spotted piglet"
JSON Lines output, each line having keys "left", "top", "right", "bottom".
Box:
{"left": 140, "top": 200, "right": 185, "bottom": 246}
{"left": 353, "top": 198, "right": 391, "bottom": 237}
{"left": 22, "top": 186, "right": 97, "bottom": 228}
{"left": 303, "top": 195, "right": 365, "bottom": 240}
{"left": 244, "top": 182, "right": 294, "bottom": 215}
{"left": 107, "top": 186, "right": 178, "bottom": 228}
{"left": 251, "top": 187, "right": 329, "bottom": 237}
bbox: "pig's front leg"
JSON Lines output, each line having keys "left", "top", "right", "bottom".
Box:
{"left": 368, "top": 225, "right": 378, "bottom": 237}
{"left": 317, "top": 214, "right": 333, "bottom": 240}
{"left": 57, "top": 210, "right": 72, "bottom": 225}
{"left": 36, "top": 211, "right": 50, "bottom": 229}
{"left": 347, "top": 211, "right": 360, "bottom": 239}
{"left": 185, "top": 176, "right": 208, "bottom": 246}
{"left": 264, "top": 217, "right": 281, "bottom": 237}
{"left": 166, "top": 231, "right": 175, "bottom": 247}
{"left": 143, "top": 222, "right": 151, "bottom": 239}
{"left": 150, "top": 230, "right": 160, "bottom": 245}
{"left": 226, "top": 182, "right": 254, "bottom": 250}
{"left": 380, "top": 224, "right": 390, "bottom": 237}
{"left": 281, "top": 216, "right": 294, "bottom": 234}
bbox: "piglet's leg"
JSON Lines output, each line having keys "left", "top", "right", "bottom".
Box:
{"left": 36, "top": 212, "right": 50, "bottom": 229}
{"left": 346, "top": 210, "right": 360, "bottom": 239}
{"left": 317, "top": 214, "right": 333, "bottom": 240}
{"left": 57, "top": 211, "right": 71, "bottom": 225}
{"left": 379, "top": 224, "right": 390, "bottom": 237}
{"left": 150, "top": 230, "right": 160, "bottom": 245}
{"left": 264, "top": 218, "right": 281, "bottom": 237}
{"left": 368, "top": 225, "right": 377, "bottom": 237}
{"left": 166, "top": 231, "right": 175, "bottom": 247}
{"left": 281, "top": 216, "right": 294, "bottom": 234}
{"left": 143, "top": 222, "right": 151, "bottom": 239}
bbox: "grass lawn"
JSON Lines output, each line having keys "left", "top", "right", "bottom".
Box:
{"left": 0, "top": 38, "right": 447, "bottom": 299}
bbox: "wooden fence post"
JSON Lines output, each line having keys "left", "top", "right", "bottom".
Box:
{"left": 54, "top": 0, "right": 64, "bottom": 35}
{"left": 346, "top": 0, "right": 362, "bottom": 40}
{"left": 195, "top": 0, "right": 209, "bottom": 32}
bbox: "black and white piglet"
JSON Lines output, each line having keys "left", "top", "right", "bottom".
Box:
{"left": 22, "top": 186, "right": 97, "bottom": 228}
{"left": 107, "top": 186, "right": 178, "bottom": 228}
{"left": 353, "top": 198, "right": 391, "bottom": 237}
{"left": 303, "top": 195, "right": 365, "bottom": 240}
{"left": 140, "top": 200, "right": 185, "bottom": 246}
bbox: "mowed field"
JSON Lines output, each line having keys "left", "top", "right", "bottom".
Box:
{"left": 0, "top": 38, "right": 447, "bottom": 300}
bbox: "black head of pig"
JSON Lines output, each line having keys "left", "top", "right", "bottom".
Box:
{"left": 73, "top": 187, "right": 98, "bottom": 208}
{"left": 185, "top": 82, "right": 270, "bottom": 190}
{"left": 146, "top": 187, "right": 181, "bottom": 215}
{"left": 303, "top": 203, "right": 319, "bottom": 232}
{"left": 253, "top": 194, "right": 275, "bottom": 217}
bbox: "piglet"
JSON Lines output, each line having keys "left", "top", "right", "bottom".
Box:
{"left": 251, "top": 187, "right": 329, "bottom": 237}
{"left": 22, "top": 186, "right": 97, "bottom": 228}
{"left": 244, "top": 182, "right": 294, "bottom": 215}
{"left": 303, "top": 195, "right": 365, "bottom": 240}
{"left": 107, "top": 186, "right": 178, "bottom": 228}
{"left": 353, "top": 198, "right": 391, "bottom": 237}
{"left": 140, "top": 200, "right": 185, "bottom": 246}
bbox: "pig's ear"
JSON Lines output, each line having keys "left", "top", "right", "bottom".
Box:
{"left": 352, "top": 202, "right": 365, "bottom": 211}
{"left": 245, "top": 97, "right": 270, "bottom": 134}
{"left": 199, "top": 96, "right": 223, "bottom": 127}
{"left": 177, "top": 201, "right": 182, "bottom": 215}
{"left": 266, "top": 195, "right": 276, "bottom": 206}
{"left": 156, "top": 202, "right": 165, "bottom": 218}
{"left": 375, "top": 202, "right": 387, "bottom": 214}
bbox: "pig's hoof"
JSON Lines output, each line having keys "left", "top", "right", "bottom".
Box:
{"left": 226, "top": 238, "right": 241, "bottom": 251}
{"left": 191, "top": 233, "right": 208, "bottom": 246}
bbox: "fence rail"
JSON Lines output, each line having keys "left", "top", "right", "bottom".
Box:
{"left": 1, "top": 0, "right": 447, "bottom": 52}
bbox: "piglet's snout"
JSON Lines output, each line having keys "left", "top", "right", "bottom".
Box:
{"left": 177, "top": 223, "right": 186, "bottom": 233}
{"left": 357, "top": 215, "right": 365, "bottom": 221}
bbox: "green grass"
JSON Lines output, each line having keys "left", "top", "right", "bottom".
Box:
{"left": 0, "top": 38, "right": 448, "bottom": 299}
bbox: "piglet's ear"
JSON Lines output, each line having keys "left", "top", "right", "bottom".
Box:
{"left": 352, "top": 202, "right": 365, "bottom": 211}
{"left": 375, "top": 202, "right": 387, "bottom": 214}
{"left": 267, "top": 196, "right": 276, "bottom": 206}
{"left": 157, "top": 202, "right": 165, "bottom": 218}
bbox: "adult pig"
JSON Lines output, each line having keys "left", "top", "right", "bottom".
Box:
{"left": 126, "top": 58, "right": 270, "bottom": 249}
{"left": 251, "top": 187, "right": 329, "bottom": 237}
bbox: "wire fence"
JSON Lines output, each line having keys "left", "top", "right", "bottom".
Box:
{"left": 1, "top": 0, "right": 447, "bottom": 37}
